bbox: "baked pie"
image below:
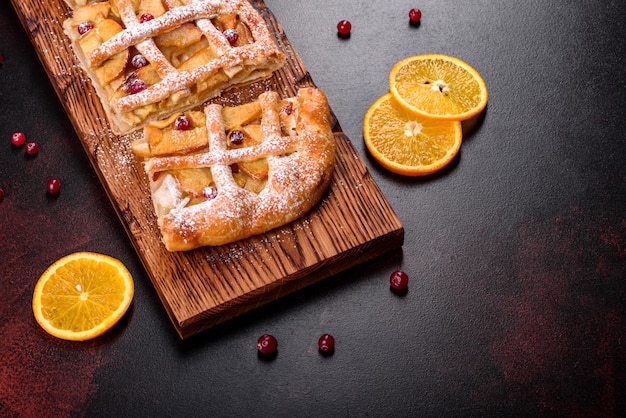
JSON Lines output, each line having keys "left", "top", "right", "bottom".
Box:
{"left": 131, "top": 87, "right": 335, "bottom": 251}
{"left": 63, "top": 0, "right": 286, "bottom": 133}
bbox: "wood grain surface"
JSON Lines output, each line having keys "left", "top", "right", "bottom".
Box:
{"left": 10, "top": 0, "right": 404, "bottom": 338}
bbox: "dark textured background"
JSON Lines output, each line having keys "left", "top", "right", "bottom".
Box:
{"left": 1, "top": 1, "right": 625, "bottom": 416}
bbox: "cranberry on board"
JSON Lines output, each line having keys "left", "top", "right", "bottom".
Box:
{"left": 257, "top": 334, "right": 278, "bottom": 355}
{"left": 126, "top": 78, "right": 147, "bottom": 94}
{"left": 229, "top": 130, "right": 245, "bottom": 146}
{"left": 0, "top": 188, "right": 4, "bottom": 202}
{"left": 174, "top": 115, "right": 192, "bottom": 130}
{"left": 131, "top": 54, "right": 149, "bottom": 69}
{"left": 77, "top": 21, "right": 94, "bottom": 35}
{"left": 223, "top": 28, "right": 239, "bottom": 46}
{"left": 389, "top": 270, "right": 409, "bottom": 290}
{"left": 139, "top": 13, "right": 154, "bottom": 23}
{"left": 202, "top": 186, "right": 217, "bottom": 200}
{"left": 11, "top": 132, "right": 26, "bottom": 146}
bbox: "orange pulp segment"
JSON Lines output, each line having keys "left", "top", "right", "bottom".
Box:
{"left": 389, "top": 54, "right": 488, "bottom": 121}
{"left": 32, "top": 252, "right": 134, "bottom": 341}
{"left": 363, "top": 93, "right": 462, "bottom": 176}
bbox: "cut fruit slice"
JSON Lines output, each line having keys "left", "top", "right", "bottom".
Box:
{"left": 32, "top": 252, "right": 134, "bottom": 341}
{"left": 222, "top": 101, "right": 261, "bottom": 130}
{"left": 95, "top": 49, "right": 129, "bottom": 84}
{"left": 389, "top": 54, "right": 488, "bottom": 121}
{"left": 69, "top": 3, "right": 111, "bottom": 29}
{"left": 363, "top": 93, "right": 462, "bottom": 176}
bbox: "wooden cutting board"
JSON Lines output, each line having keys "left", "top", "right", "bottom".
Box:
{"left": 11, "top": 0, "right": 404, "bottom": 339}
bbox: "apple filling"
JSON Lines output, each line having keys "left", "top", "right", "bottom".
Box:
{"left": 63, "top": 0, "right": 285, "bottom": 133}
{"left": 132, "top": 96, "right": 278, "bottom": 215}
{"left": 127, "top": 87, "right": 335, "bottom": 251}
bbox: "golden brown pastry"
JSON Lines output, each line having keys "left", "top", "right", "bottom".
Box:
{"left": 131, "top": 87, "right": 335, "bottom": 251}
{"left": 63, "top": 0, "right": 285, "bottom": 133}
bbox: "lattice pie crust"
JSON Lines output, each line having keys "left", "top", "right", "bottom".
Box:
{"left": 131, "top": 87, "right": 336, "bottom": 251}
{"left": 63, "top": 0, "right": 286, "bottom": 133}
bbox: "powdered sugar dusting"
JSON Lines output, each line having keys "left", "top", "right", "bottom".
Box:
{"left": 64, "top": 0, "right": 285, "bottom": 133}
{"left": 149, "top": 88, "right": 335, "bottom": 250}
{"left": 89, "top": 0, "right": 230, "bottom": 66}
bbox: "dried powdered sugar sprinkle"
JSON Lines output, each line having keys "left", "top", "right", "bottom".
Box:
{"left": 153, "top": 87, "right": 333, "bottom": 249}
{"left": 84, "top": 0, "right": 283, "bottom": 115}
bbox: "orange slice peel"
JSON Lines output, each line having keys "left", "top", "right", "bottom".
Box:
{"left": 363, "top": 93, "right": 462, "bottom": 176}
{"left": 389, "top": 54, "right": 488, "bottom": 121}
{"left": 32, "top": 252, "right": 134, "bottom": 341}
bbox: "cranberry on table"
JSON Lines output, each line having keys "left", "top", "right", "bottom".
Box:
{"left": 25, "top": 142, "right": 39, "bottom": 155}
{"left": 318, "top": 333, "right": 335, "bottom": 353}
{"left": 47, "top": 178, "right": 61, "bottom": 195}
{"left": 257, "top": 334, "right": 278, "bottom": 355}
{"left": 11, "top": 132, "right": 26, "bottom": 146}
{"left": 409, "top": 8, "right": 422, "bottom": 23}
{"left": 337, "top": 20, "right": 352, "bottom": 35}
{"left": 389, "top": 270, "right": 409, "bottom": 290}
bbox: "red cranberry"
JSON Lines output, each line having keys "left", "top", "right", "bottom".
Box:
{"left": 202, "top": 185, "right": 217, "bottom": 200}
{"left": 0, "top": 188, "right": 4, "bottom": 202}
{"left": 257, "top": 334, "right": 278, "bottom": 355}
{"left": 223, "top": 28, "right": 239, "bottom": 46}
{"left": 77, "top": 21, "right": 94, "bottom": 35}
{"left": 174, "top": 115, "right": 192, "bottom": 130}
{"left": 409, "top": 9, "right": 422, "bottom": 23}
{"left": 139, "top": 13, "right": 154, "bottom": 23}
{"left": 337, "top": 20, "right": 351, "bottom": 35}
{"left": 282, "top": 102, "right": 293, "bottom": 115}
{"left": 126, "top": 78, "right": 147, "bottom": 94}
{"left": 0, "top": 53, "right": 4, "bottom": 65}
{"left": 47, "top": 178, "right": 61, "bottom": 195}
{"left": 11, "top": 132, "right": 26, "bottom": 146}
{"left": 229, "top": 129, "right": 245, "bottom": 145}
{"left": 318, "top": 333, "right": 335, "bottom": 353}
{"left": 122, "top": 72, "right": 136, "bottom": 88}
{"left": 25, "top": 142, "right": 39, "bottom": 155}
{"left": 390, "top": 270, "right": 409, "bottom": 290}
{"left": 131, "top": 54, "right": 149, "bottom": 69}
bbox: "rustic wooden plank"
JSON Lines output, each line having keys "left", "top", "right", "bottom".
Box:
{"left": 10, "top": 0, "right": 404, "bottom": 339}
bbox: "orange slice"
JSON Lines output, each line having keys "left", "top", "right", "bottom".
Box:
{"left": 389, "top": 54, "right": 488, "bottom": 121}
{"left": 32, "top": 252, "right": 134, "bottom": 341}
{"left": 363, "top": 93, "right": 462, "bottom": 176}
